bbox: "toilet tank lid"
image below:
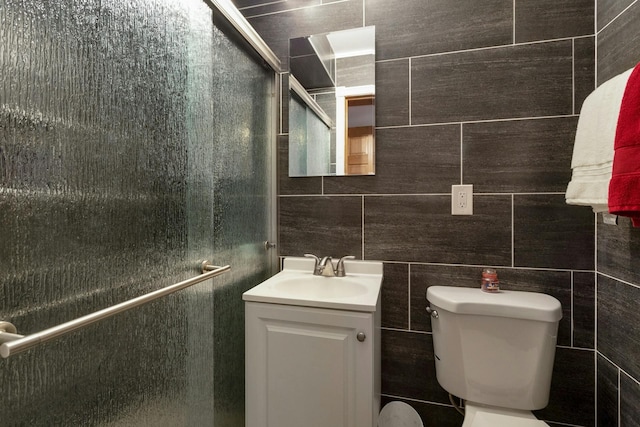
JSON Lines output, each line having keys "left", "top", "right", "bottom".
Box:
{"left": 426, "top": 286, "right": 562, "bottom": 322}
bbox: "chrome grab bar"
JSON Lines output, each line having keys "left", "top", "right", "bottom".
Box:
{"left": 0, "top": 261, "right": 230, "bottom": 359}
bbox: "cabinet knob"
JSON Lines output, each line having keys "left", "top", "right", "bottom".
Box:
{"left": 356, "top": 332, "right": 366, "bottom": 342}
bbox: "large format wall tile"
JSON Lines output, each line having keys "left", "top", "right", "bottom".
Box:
{"left": 324, "top": 125, "right": 460, "bottom": 194}
{"left": 365, "top": 195, "right": 512, "bottom": 265}
{"left": 365, "top": 0, "right": 512, "bottom": 61}
{"left": 534, "top": 347, "right": 595, "bottom": 426}
{"left": 381, "top": 329, "right": 449, "bottom": 404}
{"left": 232, "top": 0, "right": 278, "bottom": 8}
{"left": 463, "top": 117, "right": 576, "bottom": 193}
{"left": 411, "top": 41, "right": 574, "bottom": 124}
{"left": 621, "top": 372, "right": 640, "bottom": 427}
{"left": 597, "top": 216, "right": 640, "bottom": 285}
{"left": 514, "top": 195, "right": 594, "bottom": 270}
{"left": 597, "top": 354, "right": 619, "bottom": 427}
{"left": 279, "top": 196, "right": 362, "bottom": 256}
{"left": 574, "top": 37, "right": 596, "bottom": 112}
{"left": 597, "top": 0, "right": 636, "bottom": 31}
{"left": 597, "top": 1, "right": 640, "bottom": 83}
{"left": 573, "top": 271, "right": 595, "bottom": 349}
{"left": 236, "top": 0, "right": 321, "bottom": 18}
{"left": 514, "top": 0, "right": 594, "bottom": 43}
{"left": 597, "top": 275, "right": 640, "bottom": 381}
{"left": 376, "top": 59, "right": 410, "bottom": 127}
{"left": 381, "top": 263, "right": 409, "bottom": 329}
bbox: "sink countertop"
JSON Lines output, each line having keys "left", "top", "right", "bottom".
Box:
{"left": 242, "top": 257, "right": 383, "bottom": 312}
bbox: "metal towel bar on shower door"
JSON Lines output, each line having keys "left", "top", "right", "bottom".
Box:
{"left": 0, "top": 261, "right": 230, "bottom": 359}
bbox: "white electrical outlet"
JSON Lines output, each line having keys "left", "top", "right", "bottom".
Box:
{"left": 452, "top": 184, "right": 473, "bottom": 215}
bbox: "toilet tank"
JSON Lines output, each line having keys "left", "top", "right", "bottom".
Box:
{"left": 426, "top": 286, "right": 562, "bottom": 411}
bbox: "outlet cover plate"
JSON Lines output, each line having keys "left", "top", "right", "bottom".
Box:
{"left": 452, "top": 184, "right": 473, "bottom": 215}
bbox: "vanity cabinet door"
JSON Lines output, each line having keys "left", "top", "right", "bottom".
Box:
{"left": 245, "top": 302, "right": 376, "bottom": 427}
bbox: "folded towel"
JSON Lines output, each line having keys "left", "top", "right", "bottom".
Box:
{"left": 609, "top": 62, "right": 640, "bottom": 226}
{"left": 566, "top": 68, "right": 634, "bottom": 212}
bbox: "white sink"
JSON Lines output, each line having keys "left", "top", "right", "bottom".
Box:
{"left": 243, "top": 257, "right": 383, "bottom": 312}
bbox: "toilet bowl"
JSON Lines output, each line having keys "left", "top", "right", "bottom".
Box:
{"left": 426, "top": 286, "right": 562, "bottom": 427}
{"left": 461, "top": 402, "right": 548, "bottom": 426}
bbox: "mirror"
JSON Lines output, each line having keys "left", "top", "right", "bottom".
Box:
{"left": 288, "top": 26, "right": 375, "bottom": 177}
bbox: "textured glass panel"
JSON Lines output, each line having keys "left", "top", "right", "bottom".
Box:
{"left": 0, "top": 0, "right": 274, "bottom": 425}
{"left": 288, "top": 93, "right": 331, "bottom": 176}
{"left": 288, "top": 93, "right": 308, "bottom": 176}
{"left": 305, "top": 109, "right": 331, "bottom": 176}
{"left": 209, "top": 18, "right": 274, "bottom": 426}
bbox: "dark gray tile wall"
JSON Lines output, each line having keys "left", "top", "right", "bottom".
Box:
{"left": 375, "top": 59, "right": 409, "bottom": 127}
{"left": 365, "top": 0, "right": 513, "bottom": 60}
{"left": 411, "top": 41, "right": 574, "bottom": 123}
{"left": 324, "top": 125, "right": 460, "bottom": 194}
{"left": 463, "top": 117, "right": 577, "bottom": 193}
{"left": 235, "top": 0, "right": 608, "bottom": 425}
{"left": 596, "top": 0, "right": 640, "bottom": 425}
{"left": 597, "top": 0, "right": 636, "bottom": 31}
{"left": 597, "top": 354, "right": 619, "bottom": 427}
{"left": 514, "top": 0, "right": 594, "bottom": 43}
{"left": 597, "top": 275, "right": 640, "bottom": 382}
{"left": 513, "top": 194, "right": 594, "bottom": 270}
{"left": 596, "top": 1, "right": 640, "bottom": 83}
{"left": 620, "top": 372, "right": 640, "bottom": 427}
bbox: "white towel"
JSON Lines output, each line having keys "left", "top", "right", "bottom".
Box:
{"left": 566, "top": 68, "right": 634, "bottom": 212}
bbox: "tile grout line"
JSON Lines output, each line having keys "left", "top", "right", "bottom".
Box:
{"left": 592, "top": 15, "right": 598, "bottom": 416}
{"left": 618, "top": 367, "right": 621, "bottom": 427}
{"left": 572, "top": 38, "right": 576, "bottom": 115}
{"left": 375, "top": 113, "right": 578, "bottom": 129}
{"left": 408, "top": 263, "right": 412, "bottom": 330}
{"left": 571, "top": 270, "right": 574, "bottom": 347}
{"left": 511, "top": 193, "right": 515, "bottom": 267}
{"left": 376, "top": 34, "right": 594, "bottom": 65}
{"left": 512, "top": 0, "right": 516, "bottom": 44}
{"left": 460, "top": 123, "right": 464, "bottom": 184}
{"left": 408, "top": 57, "right": 412, "bottom": 126}
{"left": 362, "top": 195, "right": 365, "bottom": 260}
{"left": 594, "top": 211, "right": 598, "bottom": 427}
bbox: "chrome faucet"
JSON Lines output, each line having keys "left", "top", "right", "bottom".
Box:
{"left": 305, "top": 254, "right": 355, "bottom": 277}
{"left": 335, "top": 255, "right": 355, "bottom": 277}
{"left": 318, "top": 256, "right": 335, "bottom": 276}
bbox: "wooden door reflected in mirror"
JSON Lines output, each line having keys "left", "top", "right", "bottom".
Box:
{"left": 345, "top": 95, "right": 375, "bottom": 175}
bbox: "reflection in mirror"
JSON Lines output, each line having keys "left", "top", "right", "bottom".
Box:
{"left": 288, "top": 26, "right": 375, "bottom": 177}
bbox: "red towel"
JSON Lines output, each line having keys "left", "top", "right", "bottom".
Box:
{"left": 609, "top": 62, "right": 640, "bottom": 226}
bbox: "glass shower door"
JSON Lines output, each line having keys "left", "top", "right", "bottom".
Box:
{"left": 0, "top": 0, "right": 276, "bottom": 425}
{"left": 185, "top": 8, "right": 277, "bottom": 426}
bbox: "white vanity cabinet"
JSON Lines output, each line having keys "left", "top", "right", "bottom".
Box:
{"left": 245, "top": 301, "right": 381, "bottom": 427}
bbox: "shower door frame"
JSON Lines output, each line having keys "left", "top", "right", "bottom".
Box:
{"left": 210, "top": 0, "right": 282, "bottom": 274}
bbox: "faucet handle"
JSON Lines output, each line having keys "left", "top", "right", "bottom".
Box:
{"left": 304, "top": 254, "right": 321, "bottom": 274}
{"left": 336, "top": 255, "right": 356, "bottom": 277}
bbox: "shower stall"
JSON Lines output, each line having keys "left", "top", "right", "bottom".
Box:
{"left": 0, "top": 0, "right": 278, "bottom": 424}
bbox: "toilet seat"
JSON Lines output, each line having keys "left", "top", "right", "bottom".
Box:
{"left": 462, "top": 402, "right": 549, "bottom": 427}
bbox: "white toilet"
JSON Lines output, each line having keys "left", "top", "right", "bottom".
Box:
{"left": 426, "top": 286, "right": 562, "bottom": 427}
